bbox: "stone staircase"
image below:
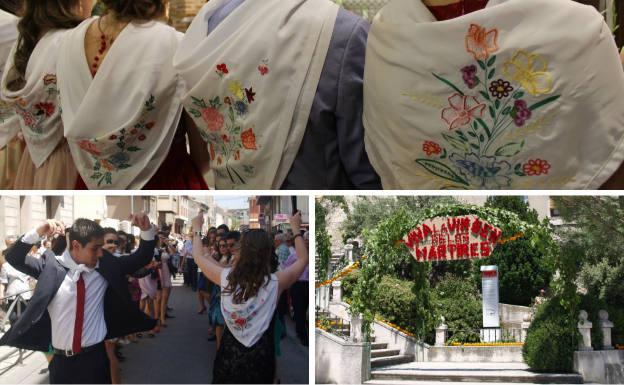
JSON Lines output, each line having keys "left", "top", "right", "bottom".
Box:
{"left": 365, "top": 362, "right": 584, "bottom": 384}
{"left": 370, "top": 341, "right": 414, "bottom": 368}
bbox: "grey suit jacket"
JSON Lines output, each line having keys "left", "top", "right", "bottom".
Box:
{"left": 207, "top": 0, "right": 382, "bottom": 189}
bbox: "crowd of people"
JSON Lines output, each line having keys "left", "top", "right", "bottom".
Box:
{"left": 0, "top": 211, "right": 309, "bottom": 384}
{"left": 1, "top": 0, "right": 622, "bottom": 191}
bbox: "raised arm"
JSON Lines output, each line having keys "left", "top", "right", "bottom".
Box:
{"left": 191, "top": 212, "right": 224, "bottom": 285}
{"left": 118, "top": 213, "right": 157, "bottom": 275}
{"left": 6, "top": 220, "right": 65, "bottom": 279}
{"left": 276, "top": 212, "right": 308, "bottom": 293}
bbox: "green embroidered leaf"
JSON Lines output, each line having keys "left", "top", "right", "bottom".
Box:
{"left": 476, "top": 118, "right": 492, "bottom": 140}
{"left": 442, "top": 133, "right": 469, "bottom": 151}
{"left": 117, "top": 142, "right": 124, "bottom": 149}
{"left": 529, "top": 95, "right": 561, "bottom": 111}
{"left": 94, "top": 162, "right": 101, "bottom": 171}
{"left": 470, "top": 143, "right": 480, "bottom": 150}
{"left": 191, "top": 96, "right": 205, "bottom": 108}
{"left": 188, "top": 108, "right": 201, "bottom": 118}
{"left": 440, "top": 148, "right": 447, "bottom": 159}
{"left": 502, "top": 106, "right": 512, "bottom": 115}
{"left": 489, "top": 106, "right": 496, "bottom": 118}
{"left": 127, "top": 146, "right": 140, "bottom": 152}
{"left": 478, "top": 60, "right": 486, "bottom": 70}
{"left": 415, "top": 159, "right": 469, "bottom": 185}
{"left": 495, "top": 99, "right": 501, "bottom": 109}
{"left": 91, "top": 172, "right": 102, "bottom": 179}
{"left": 105, "top": 173, "right": 113, "bottom": 184}
{"left": 432, "top": 73, "right": 464, "bottom": 96}
{"left": 479, "top": 134, "right": 485, "bottom": 142}
{"left": 456, "top": 130, "right": 468, "bottom": 141}
{"left": 119, "top": 164, "right": 131, "bottom": 169}
{"left": 487, "top": 55, "right": 497, "bottom": 67}
{"left": 513, "top": 91, "right": 524, "bottom": 99}
{"left": 479, "top": 91, "right": 491, "bottom": 101}
{"left": 514, "top": 163, "right": 526, "bottom": 176}
{"left": 468, "top": 131, "right": 477, "bottom": 138}
{"left": 495, "top": 141, "right": 525, "bottom": 157}
{"left": 488, "top": 69, "right": 495, "bottom": 80}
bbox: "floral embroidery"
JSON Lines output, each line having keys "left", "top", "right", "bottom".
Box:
{"left": 411, "top": 24, "right": 561, "bottom": 188}
{"left": 503, "top": 50, "right": 553, "bottom": 96}
{"left": 258, "top": 59, "right": 270, "bottom": 76}
{"left": 13, "top": 75, "right": 59, "bottom": 134}
{"left": 465, "top": 24, "right": 499, "bottom": 61}
{"left": 423, "top": 141, "right": 442, "bottom": 156}
{"left": 226, "top": 306, "right": 259, "bottom": 331}
{"left": 489, "top": 79, "right": 513, "bottom": 99}
{"left": 81, "top": 95, "right": 156, "bottom": 187}
{"left": 216, "top": 63, "right": 229, "bottom": 76}
{"left": 186, "top": 63, "right": 264, "bottom": 185}
{"left": 461, "top": 65, "right": 478, "bottom": 88}
{"left": 441, "top": 93, "right": 486, "bottom": 130}
{"left": 523, "top": 159, "right": 550, "bottom": 176}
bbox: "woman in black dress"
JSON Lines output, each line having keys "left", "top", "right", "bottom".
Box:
{"left": 192, "top": 212, "right": 308, "bottom": 384}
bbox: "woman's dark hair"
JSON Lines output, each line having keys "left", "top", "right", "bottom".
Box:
{"left": 100, "top": 0, "right": 165, "bottom": 22}
{"left": 8, "top": 0, "right": 82, "bottom": 91}
{"left": 223, "top": 229, "right": 272, "bottom": 304}
{"left": 0, "top": 0, "right": 22, "bottom": 15}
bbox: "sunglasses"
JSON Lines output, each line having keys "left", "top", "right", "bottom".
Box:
{"left": 106, "top": 239, "right": 119, "bottom": 245}
{"left": 219, "top": 244, "right": 228, "bottom": 248}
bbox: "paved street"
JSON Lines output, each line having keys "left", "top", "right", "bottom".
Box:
{"left": 0, "top": 275, "right": 309, "bottom": 384}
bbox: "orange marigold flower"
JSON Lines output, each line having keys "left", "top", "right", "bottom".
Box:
{"left": 241, "top": 128, "right": 257, "bottom": 150}
{"left": 465, "top": 24, "right": 499, "bottom": 61}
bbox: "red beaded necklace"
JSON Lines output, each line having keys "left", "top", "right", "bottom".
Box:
{"left": 91, "top": 17, "right": 127, "bottom": 76}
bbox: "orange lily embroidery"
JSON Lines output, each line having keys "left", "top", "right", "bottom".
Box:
{"left": 465, "top": 24, "right": 499, "bottom": 61}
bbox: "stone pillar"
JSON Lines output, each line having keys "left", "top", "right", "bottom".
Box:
{"left": 435, "top": 317, "right": 448, "bottom": 347}
{"left": 351, "top": 313, "right": 363, "bottom": 343}
{"left": 578, "top": 310, "right": 593, "bottom": 351}
{"left": 521, "top": 313, "right": 532, "bottom": 342}
{"left": 344, "top": 243, "right": 354, "bottom": 264}
{"left": 332, "top": 280, "right": 342, "bottom": 303}
{"left": 599, "top": 309, "right": 614, "bottom": 350}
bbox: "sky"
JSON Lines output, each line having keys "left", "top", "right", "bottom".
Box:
{"left": 215, "top": 196, "right": 249, "bottom": 210}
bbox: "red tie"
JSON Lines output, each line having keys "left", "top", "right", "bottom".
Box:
{"left": 72, "top": 274, "right": 85, "bottom": 353}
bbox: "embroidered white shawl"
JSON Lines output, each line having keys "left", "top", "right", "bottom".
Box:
{"left": 174, "top": 0, "right": 338, "bottom": 189}
{"left": 1, "top": 30, "right": 66, "bottom": 167}
{"left": 0, "top": 10, "right": 19, "bottom": 149}
{"left": 58, "top": 18, "right": 184, "bottom": 190}
{"left": 363, "top": 0, "right": 624, "bottom": 189}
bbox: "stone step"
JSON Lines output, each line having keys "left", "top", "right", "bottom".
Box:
{"left": 369, "top": 362, "right": 583, "bottom": 384}
{"left": 371, "top": 355, "right": 414, "bottom": 368}
{"left": 371, "top": 342, "right": 388, "bottom": 350}
{"left": 371, "top": 348, "right": 401, "bottom": 358}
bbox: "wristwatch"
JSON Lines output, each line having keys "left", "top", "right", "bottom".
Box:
{"left": 193, "top": 231, "right": 203, "bottom": 237}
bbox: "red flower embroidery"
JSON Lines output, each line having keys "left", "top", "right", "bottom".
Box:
{"left": 34, "top": 102, "right": 55, "bottom": 117}
{"left": 234, "top": 318, "right": 246, "bottom": 328}
{"left": 20, "top": 113, "right": 35, "bottom": 128}
{"left": 241, "top": 128, "right": 257, "bottom": 150}
{"left": 145, "top": 122, "right": 155, "bottom": 130}
{"left": 109, "top": 135, "right": 117, "bottom": 140}
{"left": 202, "top": 107, "right": 224, "bottom": 132}
{"left": 130, "top": 129, "right": 138, "bottom": 135}
{"left": 423, "top": 141, "right": 442, "bottom": 156}
{"left": 216, "top": 63, "right": 229, "bottom": 75}
{"left": 258, "top": 64, "right": 269, "bottom": 76}
{"left": 43, "top": 74, "right": 57, "bottom": 85}
{"left": 221, "top": 134, "right": 230, "bottom": 143}
{"left": 441, "top": 93, "right": 486, "bottom": 130}
{"left": 78, "top": 140, "right": 101, "bottom": 156}
{"left": 138, "top": 134, "right": 146, "bottom": 141}
{"left": 245, "top": 87, "right": 255, "bottom": 103}
{"left": 523, "top": 159, "right": 551, "bottom": 176}
{"left": 465, "top": 24, "right": 499, "bottom": 61}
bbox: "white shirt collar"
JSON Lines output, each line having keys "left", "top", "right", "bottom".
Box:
{"left": 56, "top": 249, "right": 98, "bottom": 282}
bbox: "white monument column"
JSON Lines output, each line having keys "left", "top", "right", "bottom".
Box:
{"left": 578, "top": 310, "right": 593, "bottom": 351}
{"left": 599, "top": 310, "right": 614, "bottom": 350}
{"left": 481, "top": 265, "right": 500, "bottom": 342}
{"left": 332, "top": 280, "right": 342, "bottom": 303}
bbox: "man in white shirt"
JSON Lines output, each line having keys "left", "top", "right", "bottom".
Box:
{"left": 0, "top": 213, "right": 157, "bottom": 384}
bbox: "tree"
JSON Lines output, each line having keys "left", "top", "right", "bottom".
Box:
{"left": 478, "top": 196, "right": 555, "bottom": 306}
{"left": 315, "top": 198, "right": 333, "bottom": 281}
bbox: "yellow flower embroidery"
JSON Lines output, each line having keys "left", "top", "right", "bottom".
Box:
{"left": 228, "top": 80, "right": 245, "bottom": 100}
{"left": 503, "top": 50, "right": 553, "bottom": 96}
